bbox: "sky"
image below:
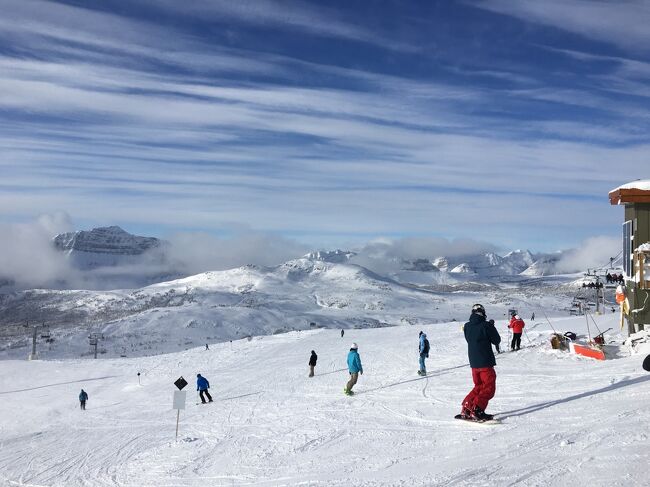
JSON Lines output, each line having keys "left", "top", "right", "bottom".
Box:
{"left": 1, "top": 0, "right": 648, "bottom": 254}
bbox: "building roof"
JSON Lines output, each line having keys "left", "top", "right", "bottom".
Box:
{"left": 609, "top": 180, "right": 650, "bottom": 205}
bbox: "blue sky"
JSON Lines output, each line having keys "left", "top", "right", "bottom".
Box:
{"left": 1, "top": 0, "right": 648, "bottom": 252}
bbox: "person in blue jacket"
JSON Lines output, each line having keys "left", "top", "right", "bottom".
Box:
{"left": 345, "top": 343, "right": 363, "bottom": 395}
{"left": 196, "top": 373, "right": 213, "bottom": 403}
{"left": 79, "top": 389, "right": 88, "bottom": 410}
{"left": 460, "top": 304, "right": 501, "bottom": 421}
{"left": 418, "top": 331, "right": 429, "bottom": 376}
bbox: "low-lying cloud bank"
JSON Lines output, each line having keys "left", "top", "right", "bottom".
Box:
{"left": 553, "top": 236, "right": 620, "bottom": 274}
{"left": 0, "top": 214, "right": 623, "bottom": 291}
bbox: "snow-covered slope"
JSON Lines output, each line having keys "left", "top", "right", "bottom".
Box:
{"left": 1, "top": 312, "right": 648, "bottom": 486}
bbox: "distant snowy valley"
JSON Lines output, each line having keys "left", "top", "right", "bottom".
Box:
{"left": 0, "top": 227, "right": 605, "bottom": 360}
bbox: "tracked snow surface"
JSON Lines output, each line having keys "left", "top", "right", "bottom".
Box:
{"left": 1, "top": 311, "right": 649, "bottom": 486}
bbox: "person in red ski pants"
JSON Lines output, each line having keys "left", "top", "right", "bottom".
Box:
{"left": 460, "top": 304, "right": 501, "bottom": 421}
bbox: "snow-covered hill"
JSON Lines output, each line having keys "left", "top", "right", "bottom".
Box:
{"left": 1, "top": 312, "right": 648, "bottom": 486}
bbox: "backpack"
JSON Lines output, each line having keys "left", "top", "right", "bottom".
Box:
{"left": 422, "top": 338, "right": 430, "bottom": 355}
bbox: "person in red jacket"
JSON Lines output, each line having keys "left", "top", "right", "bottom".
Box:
{"left": 508, "top": 314, "right": 525, "bottom": 351}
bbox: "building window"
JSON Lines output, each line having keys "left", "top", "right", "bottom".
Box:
{"left": 623, "top": 220, "right": 633, "bottom": 278}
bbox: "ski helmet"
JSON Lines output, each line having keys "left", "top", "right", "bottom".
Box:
{"left": 471, "top": 303, "right": 486, "bottom": 316}
{"left": 351, "top": 342, "right": 358, "bottom": 350}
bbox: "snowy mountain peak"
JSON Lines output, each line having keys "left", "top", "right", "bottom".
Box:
{"left": 53, "top": 226, "right": 162, "bottom": 256}
{"left": 305, "top": 249, "right": 356, "bottom": 263}
{"left": 450, "top": 263, "right": 475, "bottom": 274}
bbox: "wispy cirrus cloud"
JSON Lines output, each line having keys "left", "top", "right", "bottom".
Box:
{"left": 0, "top": 0, "right": 647, "bottom": 253}
{"left": 474, "top": 0, "right": 650, "bottom": 51}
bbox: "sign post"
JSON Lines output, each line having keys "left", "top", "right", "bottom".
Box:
{"left": 173, "top": 376, "right": 188, "bottom": 440}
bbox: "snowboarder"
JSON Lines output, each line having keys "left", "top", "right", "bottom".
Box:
{"left": 344, "top": 343, "right": 363, "bottom": 395}
{"left": 341, "top": 329, "right": 344, "bottom": 338}
{"left": 418, "top": 331, "right": 429, "bottom": 375}
{"left": 459, "top": 304, "right": 501, "bottom": 421}
{"left": 309, "top": 350, "right": 318, "bottom": 377}
{"left": 643, "top": 354, "right": 650, "bottom": 372}
{"left": 196, "top": 373, "right": 213, "bottom": 403}
{"left": 79, "top": 389, "right": 88, "bottom": 410}
{"left": 508, "top": 314, "right": 525, "bottom": 351}
{"left": 531, "top": 312, "right": 535, "bottom": 321}
{"left": 205, "top": 343, "right": 209, "bottom": 350}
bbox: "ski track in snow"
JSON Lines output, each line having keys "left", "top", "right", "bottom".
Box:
{"left": 0, "top": 314, "right": 649, "bottom": 486}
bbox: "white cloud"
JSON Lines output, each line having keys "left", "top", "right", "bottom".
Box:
{"left": 165, "top": 230, "right": 309, "bottom": 275}
{"left": 475, "top": 0, "right": 650, "bottom": 51}
{"left": 554, "top": 236, "right": 621, "bottom": 273}
{"left": 0, "top": 212, "right": 75, "bottom": 289}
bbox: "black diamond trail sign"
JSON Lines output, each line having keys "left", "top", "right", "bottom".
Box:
{"left": 174, "top": 376, "right": 188, "bottom": 391}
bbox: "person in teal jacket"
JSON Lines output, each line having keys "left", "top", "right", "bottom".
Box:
{"left": 345, "top": 343, "right": 363, "bottom": 395}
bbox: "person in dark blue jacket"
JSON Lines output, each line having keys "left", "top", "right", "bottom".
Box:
{"left": 345, "top": 343, "right": 363, "bottom": 395}
{"left": 196, "top": 373, "right": 213, "bottom": 403}
{"left": 418, "top": 331, "right": 429, "bottom": 375}
{"left": 79, "top": 389, "right": 88, "bottom": 410}
{"left": 460, "top": 304, "right": 501, "bottom": 421}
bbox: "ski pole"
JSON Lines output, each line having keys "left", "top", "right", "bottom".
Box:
{"left": 542, "top": 311, "right": 558, "bottom": 334}
{"left": 523, "top": 328, "right": 532, "bottom": 345}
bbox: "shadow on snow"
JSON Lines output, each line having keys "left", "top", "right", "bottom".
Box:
{"left": 498, "top": 375, "right": 650, "bottom": 419}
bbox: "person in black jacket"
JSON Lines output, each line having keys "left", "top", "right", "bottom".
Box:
{"left": 460, "top": 304, "right": 501, "bottom": 421}
{"left": 309, "top": 350, "right": 318, "bottom": 377}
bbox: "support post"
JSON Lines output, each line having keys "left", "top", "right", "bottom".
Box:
{"left": 31, "top": 326, "right": 37, "bottom": 358}
{"left": 175, "top": 409, "right": 180, "bottom": 440}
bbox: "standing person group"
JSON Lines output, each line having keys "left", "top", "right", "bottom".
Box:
{"left": 508, "top": 314, "right": 526, "bottom": 351}
{"left": 418, "top": 331, "right": 429, "bottom": 375}
{"left": 308, "top": 350, "right": 318, "bottom": 377}
{"left": 196, "top": 373, "right": 213, "bottom": 403}
{"left": 459, "top": 304, "right": 501, "bottom": 421}
{"left": 344, "top": 343, "right": 363, "bottom": 395}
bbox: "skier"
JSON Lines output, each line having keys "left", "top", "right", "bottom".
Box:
{"left": 418, "top": 331, "right": 429, "bottom": 375}
{"left": 205, "top": 343, "right": 209, "bottom": 350}
{"left": 341, "top": 329, "right": 344, "bottom": 338}
{"left": 196, "top": 373, "right": 213, "bottom": 403}
{"left": 459, "top": 304, "right": 501, "bottom": 421}
{"left": 309, "top": 350, "right": 318, "bottom": 377}
{"left": 344, "top": 343, "right": 363, "bottom": 395}
{"left": 79, "top": 389, "right": 88, "bottom": 410}
{"left": 508, "top": 314, "right": 526, "bottom": 351}
{"left": 531, "top": 312, "right": 535, "bottom": 322}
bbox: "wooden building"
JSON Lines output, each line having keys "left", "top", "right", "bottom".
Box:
{"left": 609, "top": 180, "right": 650, "bottom": 334}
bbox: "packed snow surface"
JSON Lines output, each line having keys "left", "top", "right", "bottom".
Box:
{"left": 1, "top": 313, "right": 648, "bottom": 486}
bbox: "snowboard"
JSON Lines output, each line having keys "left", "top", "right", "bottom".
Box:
{"left": 454, "top": 414, "right": 500, "bottom": 425}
